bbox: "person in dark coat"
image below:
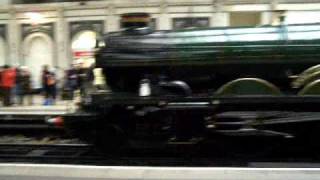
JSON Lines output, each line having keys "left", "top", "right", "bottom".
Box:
{"left": 42, "top": 65, "right": 56, "bottom": 105}
{"left": 68, "top": 67, "right": 78, "bottom": 92}
{"left": 61, "top": 67, "right": 78, "bottom": 100}
{"left": 76, "top": 62, "right": 88, "bottom": 96}
{"left": 17, "top": 66, "right": 32, "bottom": 105}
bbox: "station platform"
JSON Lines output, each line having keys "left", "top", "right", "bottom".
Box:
{"left": 0, "top": 96, "right": 77, "bottom": 115}
{"left": 0, "top": 164, "right": 320, "bottom": 180}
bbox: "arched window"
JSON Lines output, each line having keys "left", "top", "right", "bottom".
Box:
{"left": 23, "top": 33, "right": 54, "bottom": 89}
{"left": 71, "top": 30, "right": 97, "bottom": 67}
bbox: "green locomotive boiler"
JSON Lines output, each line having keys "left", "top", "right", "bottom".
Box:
{"left": 96, "top": 13, "right": 320, "bottom": 96}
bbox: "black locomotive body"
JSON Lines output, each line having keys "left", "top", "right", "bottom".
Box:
{"left": 64, "top": 14, "right": 320, "bottom": 152}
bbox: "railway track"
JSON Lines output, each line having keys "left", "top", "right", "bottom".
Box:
{"left": 0, "top": 142, "right": 319, "bottom": 167}
{"left": 0, "top": 143, "right": 95, "bottom": 163}
{"left": 1, "top": 112, "right": 320, "bottom": 167}
{"left": 0, "top": 114, "right": 66, "bottom": 144}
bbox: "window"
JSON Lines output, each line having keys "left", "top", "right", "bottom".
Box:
{"left": 230, "top": 12, "right": 261, "bottom": 27}
{"left": 172, "top": 17, "right": 210, "bottom": 30}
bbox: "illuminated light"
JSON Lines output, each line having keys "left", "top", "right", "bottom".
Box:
{"left": 46, "top": 116, "right": 64, "bottom": 128}
{"left": 98, "top": 39, "right": 105, "bottom": 47}
{"left": 25, "top": 12, "right": 44, "bottom": 25}
{"left": 139, "top": 79, "right": 151, "bottom": 97}
{"left": 71, "top": 31, "right": 97, "bottom": 50}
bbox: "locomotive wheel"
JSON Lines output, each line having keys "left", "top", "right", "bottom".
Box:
{"left": 292, "top": 64, "right": 320, "bottom": 88}
{"left": 215, "top": 78, "right": 282, "bottom": 95}
{"left": 298, "top": 79, "right": 320, "bottom": 95}
{"left": 294, "top": 71, "right": 320, "bottom": 89}
{"left": 95, "top": 124, "right": 128, "bottom": 153}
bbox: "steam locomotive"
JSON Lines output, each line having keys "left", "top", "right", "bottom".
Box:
{"left": 64, "top": 13, "right": 320, "bottom": 152}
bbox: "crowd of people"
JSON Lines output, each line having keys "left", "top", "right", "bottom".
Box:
{"left": 0, "top": 62, "right": 94, "bottom": 107}
{"left": 0, "top": 65, "right": 33, "bottom": 106}
{"left": 62, "top": 62, "right": 94, "bottom": 100}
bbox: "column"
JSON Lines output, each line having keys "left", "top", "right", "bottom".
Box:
{"left": 56, "top": 8, "right": 69, "bottom": 70}
{"left": 261, "top": 12, "right": 272, "bottom": 25}
{"left": 106, "top": 5, "right": 119, "bottom": 32}
{"left": 211, "top": 0, "right": 229, "bottom": 27}
{"left": 159, "top": 1, "right": 170, "bottom": 30}
{"left": 270, "top": 0, "right": 280, "bottom": 25}
{"left": 8, "top": 9, "right": 19, "bottom": 66}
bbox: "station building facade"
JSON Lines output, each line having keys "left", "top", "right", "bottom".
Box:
{"left": 0, "top": 0, "right": 319, "bottom": 87}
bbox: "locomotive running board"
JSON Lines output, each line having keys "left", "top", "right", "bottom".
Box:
{"left": 88, "top": 93, "right": 320, "bottom": 112}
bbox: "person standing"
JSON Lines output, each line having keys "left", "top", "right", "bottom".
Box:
{"left": 1, "top": 65, "right": 16, "bottom": 106}
{"left": 68, "top": 66, "right": 78, "bottom": 95}
{"left": 15, "top": 67, "right": 22, "bottom": 105}
{"left": 17, "top": 66, "right": 32, "bottom": 105}
{"left": 76, "top": 62, "right": 88, "bottom": 96}
{"left": 42, "top": 65, "right": 56, "bottom": 105}
{"left": 0, "top": 66, "right": 4, "bottom": 106}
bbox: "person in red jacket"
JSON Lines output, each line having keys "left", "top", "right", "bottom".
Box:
{"left": 1, "top": 65, "right": 16, "bottom": 106}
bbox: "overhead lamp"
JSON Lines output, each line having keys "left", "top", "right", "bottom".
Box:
{"left": 25, "top": 12, "right": 44, "bottom": 25}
